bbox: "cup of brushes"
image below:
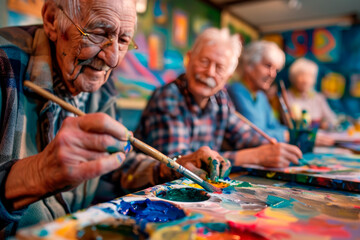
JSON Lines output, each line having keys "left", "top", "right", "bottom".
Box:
{"left": 289, "top": 110, "right": 317, "bottom": 155}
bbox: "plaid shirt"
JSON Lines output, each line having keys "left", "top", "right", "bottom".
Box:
{"left": 135, "top": 74, "right": 267, "bottom": 164}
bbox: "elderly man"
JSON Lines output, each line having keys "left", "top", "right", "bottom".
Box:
{"left": 227, "top": 40, "right": 289, "bottom": 142}
{"left": 0, "top": 0, "right": 222, "bottom": 236}
{"left": 135, "top": 29, "right": 302, "bottom": 177}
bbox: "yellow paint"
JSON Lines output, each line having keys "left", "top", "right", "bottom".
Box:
{"left": 266, "top": 172, "right": 276, "bottom": 178}
{"left": 184, "top": 180, "right": 230, "bottom": 189}
{"left": 54, "top": 220, "right": 78, "bottom": 239}
{"left": 263, "top": 208, "right": 298, "bottom": 225}
{"left": 150, "top": 225, "right": 194, "bottom": 239}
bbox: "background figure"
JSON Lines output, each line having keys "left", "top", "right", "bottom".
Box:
{"left": 227, "top": 40, "right": 288, "bottom": 142}
{"left": 287, "top": 58, "right": 337, "bottom": 130}
{"left": 136, "top": 29, "right": 302, "bottom": 173}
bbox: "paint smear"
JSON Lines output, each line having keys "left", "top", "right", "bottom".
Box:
{"left": 186, "top": 179, "right": 230, "bottom": 189}
{"left": 157, "top": 188, "right": 210, "bottom": 202}
{"left": 77, "top": 222, "right": 139, "bottom": 240}
{"left": 117, "top": 199, "right": 186, "bottom": 224}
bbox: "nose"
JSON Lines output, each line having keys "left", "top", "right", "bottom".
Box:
{"left": 206, "top": 62, "right": 217, "bottom": 77}
{"left": 269, "top": 66, "right": 277, "bottom": 79}
{"left": 97, "top": 40, "right": 121, "bottom": 68}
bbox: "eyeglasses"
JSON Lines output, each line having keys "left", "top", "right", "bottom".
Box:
{"left": 58, "top": 5, "right": 138, "bottom": 50}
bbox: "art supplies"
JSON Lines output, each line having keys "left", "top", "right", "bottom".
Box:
{"left": 17, "top": 177, "right": 360, "bottom": 239}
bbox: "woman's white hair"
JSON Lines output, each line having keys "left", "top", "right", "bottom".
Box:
{"left": 289, "top": 58, "right": 319, "bottom": 83}
{"left": 191, "top": 27, "right": 242, "bottom": 75}
{"left": 240, "top": 40, "right": 285, "bottom": 70}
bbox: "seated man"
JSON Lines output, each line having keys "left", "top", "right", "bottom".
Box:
{"left": 135, "top": 28, "right": 302, "bottom": 175}
{"left": 0, "top": 0, "right": 224, "bottom": 236}
{"left": 227, "top": 40, "right": 288, "bottom": 142}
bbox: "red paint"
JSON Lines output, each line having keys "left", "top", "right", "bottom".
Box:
{"left": 308, "top": 165, "right": 332, "bottom": 171}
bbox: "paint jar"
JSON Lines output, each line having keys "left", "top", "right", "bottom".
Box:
{"left": 289, "top": 128, "right": 317, "bottom": 153}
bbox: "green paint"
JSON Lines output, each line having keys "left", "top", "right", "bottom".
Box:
{"left": 157, "top": 188, "right": 210, "bottom": 202}
{"left": 296, "top": 174, "right": 309, "bottom": 183}
{"left": 236, "top": 182, "right": 252, "bottom": 187}
{"left": 106, "top": 146, "right": 119, "bottom": 154}
{"left": 266, "top": 195, "right": 293, "bottom": 208}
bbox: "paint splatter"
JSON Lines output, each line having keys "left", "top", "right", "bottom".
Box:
{"left": 157, "top": 188, "right": 210, "bottom": 202}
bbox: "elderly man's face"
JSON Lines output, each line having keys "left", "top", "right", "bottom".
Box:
{"left": 54, "top": 0, "right": 136, "bottom": 95}
{"left": 186, "top": 42, "right": 233, "bottom": 100}
{"left": 246, "top": 57, "right": 281, "bottom": 92}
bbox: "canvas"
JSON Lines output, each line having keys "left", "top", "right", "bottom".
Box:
{"left": 236, "top": 153, "right": 360, "bottom": 192}
{"left": 17, "top": 177, "right": 360, "bottom": 239}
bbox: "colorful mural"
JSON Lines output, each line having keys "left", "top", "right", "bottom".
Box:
{"left": 17, "top": 178, "right": 360, "bottom": 239}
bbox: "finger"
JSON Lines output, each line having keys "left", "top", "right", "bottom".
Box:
{"left": 282, "top": 143, "right": 303, "bottom": 159}
{"left": 76, "top": 113, "right": 131, "bottom": 141}
{"left": 60, "top": 129, "right": 132, "bottom": 154}
{"left": 220, "top": 158, "right": 232, "bottom": 178}
{"left": 76, "top": 152, "right": 126, "bottom": 180}
{"left": 208, "top": 157, "right": 220, "bottom": 182}
{"left": 184, "top": 162, "right": 207, "bottom": 180}
{"left": 280, "top": 146, "right": 300, "bottom": 165}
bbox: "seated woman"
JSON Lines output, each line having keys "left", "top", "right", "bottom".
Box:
{"left": 287, "top": 58, "right": 337, "bottom": 130}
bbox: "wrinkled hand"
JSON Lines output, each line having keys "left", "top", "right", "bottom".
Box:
{"left": 175, "top": 146, "right": 231, "bottom": 181}
{"left": 315, "top": 132, "right": 335, "bottom": 146}
{"left": 36, "top": 113, "right": 131, "bottom": 194}
{"left": 253, "top": 143, "right": 302, "bottom": 168}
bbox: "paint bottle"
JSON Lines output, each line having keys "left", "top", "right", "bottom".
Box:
{"left": 300, "top": 110, "right": 311, "bottom": 130}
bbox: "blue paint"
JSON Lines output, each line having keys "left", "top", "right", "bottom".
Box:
{"left": 95, "top": 206, "right": 116, "bottom": 215}
{"left": 38, "top": 229, "right": 49, "bottom": 237}
{"left": 117, "top": 199, "right": 185, "bottom": 225}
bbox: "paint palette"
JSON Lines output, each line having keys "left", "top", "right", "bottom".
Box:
{"left": 238, "top": 153, "right": 360, "bottom": 192}
{"left": 17, "top": 177, "right": 360, "bottom": 239}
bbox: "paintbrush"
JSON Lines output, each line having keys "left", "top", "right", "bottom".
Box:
{"left": 23, "top": 80, "right": 220, "bottom": 193}
{"left": 278, "top": 95, "right": 294, "bottom": 130}
{"left": 233, "top": 107, "right": 308, "bottom": 167}
{"left": 234, "top": 111, "right": 277, "bottom": 145}
{"left": 279, "top": 79, "right": 292, "bottom": 118}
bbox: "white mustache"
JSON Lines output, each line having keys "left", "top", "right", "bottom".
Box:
{"left": 195, "top": 74, "right": 216, "bottom": 88}
{"left": 79, "top": 58, "right": 111, "bottom": 72}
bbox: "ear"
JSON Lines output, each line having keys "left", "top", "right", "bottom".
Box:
{"left": 184, "top": 51, "right": 192, "bottom": 68}
{"left": 42, "top": 1, "right": 58, "bottom": 42}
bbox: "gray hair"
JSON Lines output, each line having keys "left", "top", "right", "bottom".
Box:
{"left": 240, "top": 40, "right": 285, "bottom": 70}
{"left": 289, "top": 58, "right": 318, "bottom": 83}
{"left": 191, "top": 27, "right": 242, "bottom": 75}
{"left": 46, "top": 0, "right": 137, "bottom": 34}
{"left": 45, "top": 0, "right": 82, "bottom": 34}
